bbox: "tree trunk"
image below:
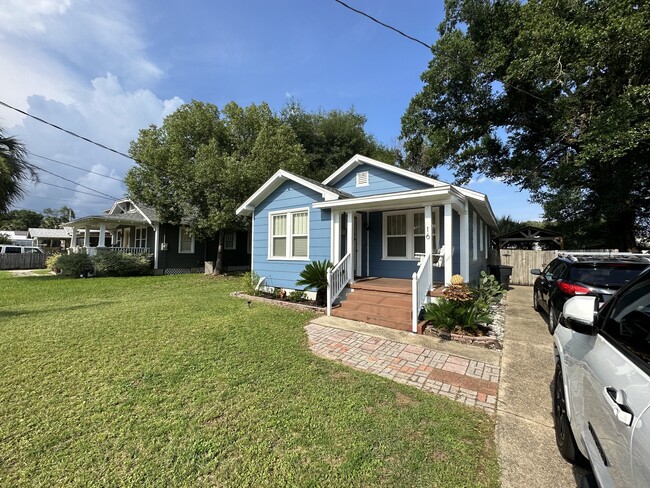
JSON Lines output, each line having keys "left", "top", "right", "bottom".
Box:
{"left": 213, "top": 231, "right": 224, "bottom": 275}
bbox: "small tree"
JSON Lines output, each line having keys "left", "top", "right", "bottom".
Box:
{"left": 295, "top": 260, "right": 332, "bottom": 306}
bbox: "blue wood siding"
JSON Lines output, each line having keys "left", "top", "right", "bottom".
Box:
{"left": 332, "top": 164, "right": 431, "bottom": 197}
{"left": 252, "top": 181, "right": 330, "bottom": 290}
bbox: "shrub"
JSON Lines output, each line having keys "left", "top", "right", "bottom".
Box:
{"left": 295, "top": 260, "right": 332, "bottom": 306}
{"left": 424, "top": 298, "right": 492, "bottom": 334}
{"left": 46, "top": 253, "right": 62, "bottom": 273}
{"left": 94, "top": 252, "right": 152, "bottom": 277}
{"left": 55, "top": 253, "right": 95, "bottom": 278}
{"left": 473, "top": 271, "right": 506, "bottom": 307}
{"left": 240, "top": 271, "right": 261, "bottom": 296}
{"left": 287, "top": 290, "right": 307, "bottom": 302}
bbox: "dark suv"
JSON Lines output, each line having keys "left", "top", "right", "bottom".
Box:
{"left": 531, "top": 253, "right": 650, "bottom": 334}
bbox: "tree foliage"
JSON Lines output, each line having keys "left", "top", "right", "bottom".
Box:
{"left": 0, "top": 209, "right": 43, "bottom": 230}
{"left": 0, "top": 127, "right": 37, "bottom": 214}
{"left": 401, "top": 0, "right": 650, "bottom": 250}
{"left": 42, "top": 206, "right": 75, "bottom": 228}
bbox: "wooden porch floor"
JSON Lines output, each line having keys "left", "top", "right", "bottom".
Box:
{"left": 352, "top": 277, "right": 446, "bottom": 297}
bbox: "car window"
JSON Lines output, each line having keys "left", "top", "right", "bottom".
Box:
{"left": 552, "top": 263, "right": 568, "bottom": 280}
{"left": 543, "top": 260, "right": 559, "bottom": 279}
{"left": 601, "top": 278, "right": 650, "bottom": 369}
{"left": 4, "top": 246, "right": 21, "bottom": 253}
{"left": 570, "top": 263, "right": 648, "bottom": 287}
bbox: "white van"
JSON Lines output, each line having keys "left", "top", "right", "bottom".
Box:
{"left": 0, "top": 245, "right": 45, "bottom": 254}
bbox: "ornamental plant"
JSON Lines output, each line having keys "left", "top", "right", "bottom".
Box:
{"left": 295, "top": 260, "right": 332, "bottom": 306}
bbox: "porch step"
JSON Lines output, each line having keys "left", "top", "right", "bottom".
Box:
{"left": 332, "top": 287, "right": 413, "bottom": 331}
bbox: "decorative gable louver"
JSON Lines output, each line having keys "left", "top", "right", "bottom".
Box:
{"left": 356, "top": 171, "right": 369, "bottom": 187}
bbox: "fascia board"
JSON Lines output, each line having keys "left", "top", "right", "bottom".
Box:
{"left": 313, "top": 186, "right": 453, "bottom": 211}
{"left": 322, "top": 153, "right": 447, "bottom": 188}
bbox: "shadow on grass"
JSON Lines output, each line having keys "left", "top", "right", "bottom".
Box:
{"left": 0, "top": 301, "right": 119, "bottom": 319}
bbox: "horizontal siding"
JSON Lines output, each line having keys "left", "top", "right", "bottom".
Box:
{"left": 333, "top": 163, "right": 432, "bottom": 197}
{"left": 253, "top": 181, "right": 330, "bottom": 290}
{"left": 159, "top": 223, "right": 206, "bottom": 269}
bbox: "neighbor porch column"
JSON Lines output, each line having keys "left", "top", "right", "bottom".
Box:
{"left": 444, "top": 204, "right": 453, "bottom": 284}
{"left": 98, "top": 223, "right": 106, "bottom": 248}
{"left": 460, "top": 202, "right": 469, "bottom": 280}
{"left": 70, "top": 227, "right": 77, "bottom": 250}
{"left": 83, "top": 226, "right": 91, "bottom": 248}
{"left": 154, "top": 223, "right": 160, "bottom": 270}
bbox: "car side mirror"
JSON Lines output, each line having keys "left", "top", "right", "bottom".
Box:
{"left": 530, "top": 268, "right": 541, "bottom": 275}
{"left": 562, "top": 296, "right": 598, "bottom": 335}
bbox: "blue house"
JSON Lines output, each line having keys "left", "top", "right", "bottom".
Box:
{"left": 236, "top": 155, "right": 497, "bottom": 332}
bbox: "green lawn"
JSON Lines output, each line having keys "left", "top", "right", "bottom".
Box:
{"left": 0, "top": 272, "right": 499, "bottom": 487}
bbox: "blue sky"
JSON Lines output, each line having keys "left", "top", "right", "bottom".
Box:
{"left": 0, "top": 0, "right": 542, "bottom": 221}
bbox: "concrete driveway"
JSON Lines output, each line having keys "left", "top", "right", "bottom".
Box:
{"left": 496, "top": 285, "right": 589, "bottom": 487}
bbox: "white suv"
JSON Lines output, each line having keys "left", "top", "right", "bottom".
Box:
{"left": 553, "top": 269, "right": 650, "bottom": 487}
{"left": 0, "top": 245, "right": 44, "bottom": 254}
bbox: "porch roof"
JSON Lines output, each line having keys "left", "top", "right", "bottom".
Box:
{"left": 65, "top": 213, "right": 151, "bottom": 229}
{"left": 313, "top": 186, "right": 498, "bottom": 229}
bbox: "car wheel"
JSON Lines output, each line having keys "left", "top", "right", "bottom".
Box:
{"left": 553, "top": 364, "right": 587, "bottom": 466}
{"left": 548, "top": 305, "right": 559, "bottom": 335}
{"left": 533, "top": 290, "right": 540, "bottom": 312}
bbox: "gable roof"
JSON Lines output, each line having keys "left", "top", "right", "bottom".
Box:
{"left": 236, "top": 170, "right": 349, "bottom": 216}
{"left": 108, "top": 198, "right": 158, "bottom": 224}
{"left": 322, "top": 154, "right": 447, "bottom": 188}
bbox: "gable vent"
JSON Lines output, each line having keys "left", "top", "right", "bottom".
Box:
{"left": 356, "top": 171, "right": 369, "bottom": 187}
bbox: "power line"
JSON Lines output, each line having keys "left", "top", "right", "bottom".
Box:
{"left": 35, "top": 181, "right": 117, "bottom": 200}
{"left": 0, "top": 99, "right": 132, "bottom": 159}
{"left": 333, "top": 0, "right": 554, "bottom": 106}
{"left": 20, "top": 194, "right": 109, "bottom": 205}
{"left": 31, "top": 163, "right": 120, "bottom": 200}
{"left": 28, "top": 152, "right": 126, "bottom": 183}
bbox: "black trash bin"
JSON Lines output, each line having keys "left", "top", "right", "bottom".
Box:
{"left": 488, "top": 265, "right": 513, "bottom": 289}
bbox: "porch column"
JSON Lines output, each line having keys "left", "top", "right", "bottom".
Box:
{"left": 332, "top": 211, "right": 341, "bottom": 263}
{"left": 460, "top": 202, "right": 469, "bottom": 280}
{"left": 83, "top": 226, "right": 91, "bottom": 248}
{"left": 70, "top": 227, "right": 77, "bottom": 249}
{"left": 98, "top": 223, "right": 106, "bottom": 248}
{"left": 424, "top": 205, "right": 432, "bottom": 253}
{"left": 444, "top": 204, "right": 453, "bottom": 284}
{"left": 154, "top": 223, "right": 160, "bottom": 270}
{"left": 346, "top": 211, "right": 353, "bottom": 268}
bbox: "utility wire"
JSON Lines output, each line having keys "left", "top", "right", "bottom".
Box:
{"left": 28, "top": 152, "right": 126, "bottom": 183}
{"left": 333, "top": 0, "right": 556, "bottom": 106}
{"left": 35, "top": 181, "right": 116, "bottom": 200}
{"left": 22, "top": 194, "right": 109, "bottom": 205}
{"left": 31, "top": 163, "right": 121, "bottom": 200}
{"left": 0, "top": 100, "right": 132, "bottom": 159}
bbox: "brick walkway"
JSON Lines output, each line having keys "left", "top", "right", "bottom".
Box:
{"left": 306, "top": 323, "right": 500, "bottom": 414}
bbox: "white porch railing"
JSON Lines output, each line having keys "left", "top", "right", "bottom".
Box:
{"left": 70, "top": 246, "right": 151, "bottom": 256}
{"left": 412, "top": 252, "right": 432, "bottom": 333}
{"left": 326, "top": 252, "right": 352, "bottom": 316}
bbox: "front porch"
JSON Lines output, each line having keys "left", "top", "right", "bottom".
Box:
{"left": 330, "top": 277, "right": 446, "bottom": 333}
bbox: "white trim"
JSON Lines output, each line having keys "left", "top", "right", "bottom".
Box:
{"left": 461, "top": 203, "right": 469, "bottom": 279}
{"left": 472, "top": 212, "right": 478, "bottom": 261}
{"left": 313, "top": 186, "right": 462, "bottom": 211}
{"left": 134, "top": 226, "right": 148, "bottom": 248}
{"left": 355, "top": 213, "right": 363, "bottom": 275}
{"left": 479, "top": 218, "right": 484, "bottom": 252}
{"left": 444, "top": 204, "right": 453, "bottom": 284}
{"left": 251, "top": 213, "right": 255, "bottom": 273}
{"left": 224, "top": 231, "right": 236, "bottom": 250}
{"left": 485, "top": 223, "right": 489, "bottom": 259}
{"left": 236, "top": 170, "right": 341, "bottom": 216}
{"left": 323, "top": 154, "right": 447, "bottom": 188}
{"left": 108, "top": 198, "right": 153, "bottom": 226}
{"left": 178, "top": 226, "right": 195, "bottom": 254}
{"left": 381, "top": 209, "right": 429, "bottom": 261}
{"left": 267, "top": 207, "right": 310, "bottom": 261}
{"left": 366, "top": 214, "right": 370, "bottom": 275}
{"left": 154, "top": 223, "right": 160, "bottom": 269}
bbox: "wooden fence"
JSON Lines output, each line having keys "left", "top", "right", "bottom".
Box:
{"left": 492, "top": 250, "right": 558, "bottom": 286}
{"left": 0, "top": 253, "right": 46, "bottom": 270}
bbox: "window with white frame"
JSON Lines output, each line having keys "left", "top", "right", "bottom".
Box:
{"left": 269, "top": 209, "right": 309, "bottom": 259}
{"left": 383, "top": 210, "right": 429, "bottom": 260}
{"left": 224, "top": 232, "right": 236, "bottom": 250}
{"left": 134, "top": 227, "right": 148, "bottom": 248}
{"left": 115, "top": 229, "right": 123, "bottom": 247}
{"left": 178, "top": 226, "right": 194, "bottom": 253}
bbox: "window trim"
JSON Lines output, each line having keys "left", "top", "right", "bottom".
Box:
{"left": 134, "top": 227, "right": 148, "bottom": 248}
{"left": 356, "top": 171, "right": 369, "bottom": 187}
{"left": 472, "top": 212, "right": 478, "bottom": 261}
{"left": 267, "top": 208, "right": 310, "bottom": 261}
{"left": 382, "top": 209, "right": 431, "bottom": 261}
{"left": 224, "top": 231, "right": 237, "bottom": 250}
{"left": 178, "top": 226, "right": 195, "bottom": 254}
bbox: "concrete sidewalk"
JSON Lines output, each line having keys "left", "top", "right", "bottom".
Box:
{"left": 496, "top": 285, "right": 586, "bottom": 487}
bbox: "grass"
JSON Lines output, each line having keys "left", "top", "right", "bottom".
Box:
{"left": 0, "top": 272, "right": 499, "bottom": 487}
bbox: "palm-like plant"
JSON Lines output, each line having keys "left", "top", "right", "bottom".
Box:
{"left": 295, "top": 260, "right": 332, "bottom": 306}
{"left": 0, "top": 128, "right": 37, "bottom": 213}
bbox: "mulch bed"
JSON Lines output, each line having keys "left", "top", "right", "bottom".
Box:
{"left": 231, "top": 291, "right": 326, "bottom": 314}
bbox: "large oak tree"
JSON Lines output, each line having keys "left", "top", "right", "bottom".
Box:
{"left": 401, "top": 0, "right": 650, "bottom": 250}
